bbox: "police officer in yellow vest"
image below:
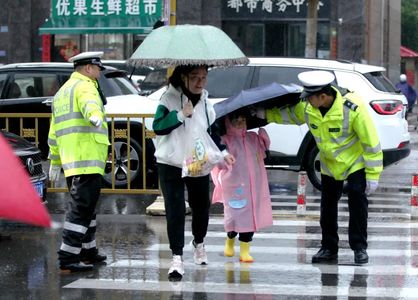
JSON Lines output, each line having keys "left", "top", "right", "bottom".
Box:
{"left": 256, "top": 70, "right": 383, "bottom": 264}
{"left": 48, "top": 51, "right": 110, "bottom": 273}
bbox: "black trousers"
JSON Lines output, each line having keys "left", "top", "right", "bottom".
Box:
{"left": 227, "top": 231, "right": 254, "bottom": 243}
{"left": 158, "top": 163, "right": 211, "bottom": 256}
{"left": 320, "top": 169, "right": 368, "bottom": 252}
{"left": 58, "top": 174, "right": 102, "bottom": 266}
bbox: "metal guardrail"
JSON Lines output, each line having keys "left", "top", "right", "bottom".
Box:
{"left": 0, "top": 112, "right": 160, "bottom": 195}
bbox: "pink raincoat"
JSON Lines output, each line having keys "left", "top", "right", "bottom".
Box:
{"left": 211, "top": 118, "right": 273, "bottom": 233}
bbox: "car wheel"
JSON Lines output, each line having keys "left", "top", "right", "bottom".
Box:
{"left": 305, "top": 145, "right": 322, "bottom": 191}
{"left": 305, "top": 144, "right": 348, "bottom": 193}
{"left": 103, "top": 137, "right": 142, "bottom": 188}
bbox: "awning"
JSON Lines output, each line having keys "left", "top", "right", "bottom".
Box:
{"left": 39, "top": 15, "right": 159, "bottom": 35}
{"left": 401, "top": 45, "right": 418, "bottom": 58}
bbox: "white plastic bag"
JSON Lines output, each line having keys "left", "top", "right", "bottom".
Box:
{"left": 182, "top": 128, "right": 223, "bottom": 177}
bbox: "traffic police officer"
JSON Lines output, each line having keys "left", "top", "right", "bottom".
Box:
{"left": 256, "top": 70, "right": 383, "bottom": 264}
{"left": 48, "top": 51, "right": 109, "bottom": 273}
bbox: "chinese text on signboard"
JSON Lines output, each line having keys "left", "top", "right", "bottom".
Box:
{"left": 227, "top": 0, "right": 324, "bottom": 13}
{"left": 53, "top": 0, "right": 161, "bottom": 18}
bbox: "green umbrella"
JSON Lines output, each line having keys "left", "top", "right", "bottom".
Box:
{"left": 127, "top": 24, "right": 249, "bottom": 68}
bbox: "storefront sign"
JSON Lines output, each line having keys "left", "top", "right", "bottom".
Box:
{"left": 40, "top": 0, "right": 162, "bottom": 34}
{"left": 223, "top": 0, "right": 330, "bottom": 20}
{"left": 52, "top": 0, "right": 161, "bottom": 18}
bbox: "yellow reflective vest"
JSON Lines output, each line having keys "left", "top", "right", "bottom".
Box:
{"left": 266, "top": 87, "right": 383, "bottom": 181}
{"left": 48, "top": 72, "right": 109, "bottom": 177}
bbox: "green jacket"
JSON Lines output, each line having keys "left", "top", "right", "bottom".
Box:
{"left": 48, "top": 72, "right": 109, "bottom": 177}
{"left": 266, "top": 87, "right": 383, "bottom": 181}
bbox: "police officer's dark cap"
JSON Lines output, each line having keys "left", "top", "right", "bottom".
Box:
{"left": 298, "top": 70, "right": 335, "bottom": 98}
{"left": 68, "top": 51, "right": 106, "bottom": 70}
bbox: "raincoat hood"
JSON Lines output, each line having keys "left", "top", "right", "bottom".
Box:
{"left": 224, "top": 116, "right": 247, "bottom": 137}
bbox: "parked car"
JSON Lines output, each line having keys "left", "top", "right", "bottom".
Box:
{"left": 138, "top": 68, "right": 168, "bottom": 96}
{"left": 101, "top": 59, "right": 153, "bottom": 88}
{"left": 0, "top": 62, "right": 158, "bottom": 188}
{"left": 150, "top": 57, "right": 410, "bottom": 190}
{"left": 206, "top": 57, "right": 411, "bottom": 190}
{"left": 1, "top": 130, "right": 47, "bottom": 202}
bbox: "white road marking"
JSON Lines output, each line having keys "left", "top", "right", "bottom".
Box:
{"left": 64, "top": 278, "right": 418, "bottom": 298}
{"left": 208, "top": 218, "right": 418, "bottom": 228}
{"left": 108, "top": 259, "right": 418, "bottom": 276}
{"left": 185, "top": 231, "right": 416, "bottom": 242}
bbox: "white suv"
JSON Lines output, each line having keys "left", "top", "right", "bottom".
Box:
{"left": 204, "top": 57, "right": 410, "bottom": 190}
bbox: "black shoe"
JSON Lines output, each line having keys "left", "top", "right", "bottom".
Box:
{"left": 80, "top": 253, "right": 107, "bottom": 264}
{"left": 312, "top": 248, "right": 338, "bottom": 263}
{"left": 354, "top": 249, "right": 369, "bottom": 264}
{"left": 60, "top": 262, "right": 94, "bottom": 273}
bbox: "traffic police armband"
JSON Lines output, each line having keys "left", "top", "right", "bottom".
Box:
{"left": 343, "top": 99, "right": 358, "bottom": 111}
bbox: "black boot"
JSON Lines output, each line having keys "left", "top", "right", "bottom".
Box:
{"left": 60, "top": 262, "right": 93, "bottom": 273}
{"left": 80, "top": 253, "right": 107, "bottom": 264}
{"left": 312, "top": 248, "right": 338, "bottom": 263}
{"left": 354, "top": 249, "right": 368, "bottom": 264}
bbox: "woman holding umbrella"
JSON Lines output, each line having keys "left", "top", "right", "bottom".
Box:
{"left": 152, "top": 65, "right": 235, "bottom": 280}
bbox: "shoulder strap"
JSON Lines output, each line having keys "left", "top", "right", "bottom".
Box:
{"left": 343, "top": 98, "right": 358, "bottom": 111}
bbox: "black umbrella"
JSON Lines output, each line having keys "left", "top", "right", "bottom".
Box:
{"left": 213, "top": 82, "right": 302, "bottom": 119}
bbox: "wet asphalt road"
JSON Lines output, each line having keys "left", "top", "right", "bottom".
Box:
{"left": 1, "top": 129, "right": 418, "bottom": 299}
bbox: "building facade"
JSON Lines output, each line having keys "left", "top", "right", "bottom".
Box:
{"left": 176, "top": 0, "right": 401, "bottom": 83}
{"left": 0, "top": 0, "right": 401, "bottom": 83}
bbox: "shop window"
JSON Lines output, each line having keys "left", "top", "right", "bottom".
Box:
{"left": 224, "top": 21, "right": 330, "bottom": 58}
{"left": 88, "top": 34, "right": 124, "bottom": 59}
{"left": 53, "top": 35, "right": 81, "bottom": 62}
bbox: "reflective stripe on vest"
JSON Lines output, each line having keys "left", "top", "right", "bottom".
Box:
{"left": 341, "top": 155, "right": 364, "bottom": 178}
{"left": 53, "top": 80, "right": 83, "bottom": 124}
{"left": 48, "top": 137, "right": 57, "bottom": 146}
{"left": 62, "top": 160, "right": 106, "bottom": 171}
{"left": 55, "top": 125, "right": 108, "bottom": 138}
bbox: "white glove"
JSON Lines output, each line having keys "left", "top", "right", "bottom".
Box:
{"left": 89, "top": 115, "right": 102, "bottom": 127}
{"left": 49, "top": 165, "right": 61, "bottom": 183}
{"left": 365, "top": 180, "right": 378, "bottom": 195}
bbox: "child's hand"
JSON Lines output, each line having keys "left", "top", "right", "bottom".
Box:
{"left": 224, "top": 153, "right": 236, "bottom": 165}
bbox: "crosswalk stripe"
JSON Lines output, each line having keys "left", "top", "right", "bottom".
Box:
{"left": 185, "top": 231, "right": 415, "bottom": 242}
{"left": 270, "top": 210, "right": 411, "bottom": 218}
{"left": 64, "top": 278, "right": 418, "bottom": 298}
{"left": 271, "top": 202, "right": 408, "bottom": 209}
{"left": 270, "top": 194, "right": 411, "bottom": 202}
{"left": 208, "top": 218, "right": 418, "bottom": 228}
{"left": 145, "top": 243, "right": 418, "bottom": 257}
{"left": 108, "top": 259, "right": 418, "bottom": 276}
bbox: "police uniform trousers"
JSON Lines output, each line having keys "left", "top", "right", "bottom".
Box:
{"left": 58, "top": 174, "right": 102, "bottom": 266}
{"left": 320, "top": 168, "right": 368, "bottom": 252}
{"left": 158, "top": 163, "right": 211, "bottom": 256}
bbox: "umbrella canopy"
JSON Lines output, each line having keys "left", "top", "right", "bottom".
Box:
{"left": 213, "top": 82, "right": 302, "bottom": 119}
{"left": 128, "top": 24, "right": 249, "bottom": 68}
{"left": 0, "top": 135, "right": 51, "bottom": 227}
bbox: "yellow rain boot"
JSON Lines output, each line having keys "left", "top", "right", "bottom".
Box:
{"left": 239, "top": 242, "right": 254, "bottom": 262}
{"left": 224, "top": 237, "right": 235, "bottom": 257}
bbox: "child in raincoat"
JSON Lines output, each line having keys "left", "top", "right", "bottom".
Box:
{"left": 211, "top": 110, "right": 273, "bottom": 262}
